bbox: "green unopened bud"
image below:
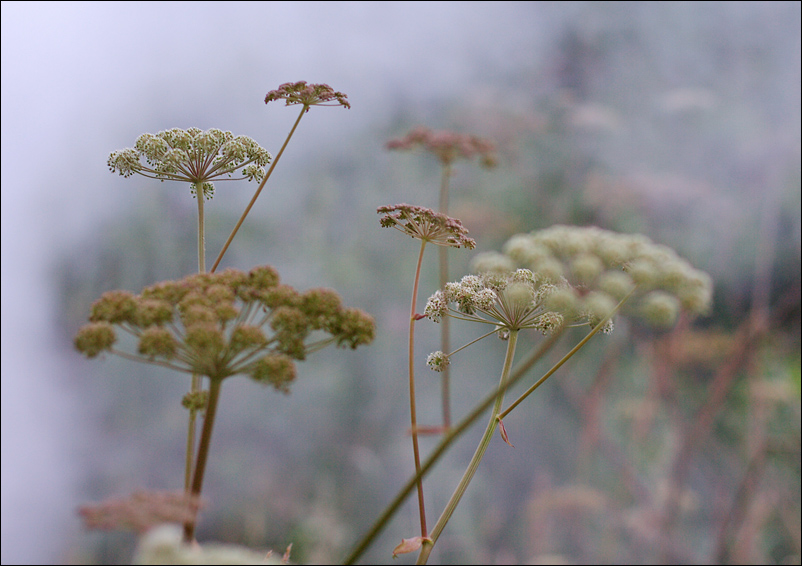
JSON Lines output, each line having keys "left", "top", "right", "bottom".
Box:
{"left": 598, "top": 271, "right": 635, "bottom": 300}
{"left": 626, "top": 258, "right": 659, "bottom": 287}
{"left": 640, "top": 291, "right": 680, "bottom": 327}
{"left": 570, "top": 253, "right": 604, "bottom": 284}
{"left": 583, "top": 291, "right": 616, "bottom": 322}
{"left": 677, "top": 272, "right": 713, "bottom": 315}
{"left": 545, "top": 287, "right": 579, "bottom": 315}
{"left": 503, "top": 282, "right": 535, "bottom": 307}
{"left": 470, "top": 251, "right": 514, "bottom": 274}
{"left": 532, "top": 256, "right": 564, "bottom": 282}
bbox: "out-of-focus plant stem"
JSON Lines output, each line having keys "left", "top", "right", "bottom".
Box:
{"left": 416, "top": 330, "right": 518, "bottom": 565}
{"left": 438, "top": 163, "right": 453, "bottom": 430}
{"left": 342, "top": 329, "right": 562, "bottom": 565}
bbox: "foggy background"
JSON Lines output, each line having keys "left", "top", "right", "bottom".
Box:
{"left": 2, "top": 2, "right": 799, "bottom": 564}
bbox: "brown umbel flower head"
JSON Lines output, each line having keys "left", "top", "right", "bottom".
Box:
{"left": 74, "top": 265, "right": 375, "bottom": 391}
{"left": 377, "top": 204, "right": 476, "bottom": 249}
{"left": 264, "top": 81, "right": 350, "bottom": 111}
{"left": 386, "top": 126, "right": 497, "bottom": 168}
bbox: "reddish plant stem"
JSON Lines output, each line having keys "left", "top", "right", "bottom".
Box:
{"left": 408, "top": 239, "right": 429, "bottom": 537}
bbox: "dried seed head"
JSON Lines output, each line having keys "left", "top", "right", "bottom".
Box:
{"left": 377, "top": 203, "right": 476, "bottom": 249}
{"left": 387, "top": 126, "right": 497, "bottom": 167}
{"left": 264, "top": 81, "right": 350, "bottom": 111}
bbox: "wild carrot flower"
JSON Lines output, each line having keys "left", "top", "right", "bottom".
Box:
{"left": 386, "top": 126, "right": 497, "bottom": 168}
{"left": 108, "top": 128, "right": 271, "bottom": 200}
{"left": 264, "top": 81, "right": 350, "bottom": 111}
{"left": 74, "top": 265, "right": 375, "bottom": 389}
{"left": 377, "top": 204, "right": 476, "bottom": 249}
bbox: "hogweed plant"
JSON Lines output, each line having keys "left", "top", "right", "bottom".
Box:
{"left": 108, "top": 126, "right": 272, "bottom": 493}
{"left": 346, "top": 224, "right": 711, "bottom": 564}
{"left": 76, "top": 83, "right": 716, "bottom": 564}
{"left": 387, "top": 127, "right": 497, "bottom": 431}
{"left": 75, "top": 266, "right": 374, "bottom": 541}
{"left": 377, "top": 203, "right": 476, "bottom": 552}
{"left": 78, "top": 82, "right": 368, "bottom": 548}
{"left": 214, "top": 82, "right": 350, "bottom": 272}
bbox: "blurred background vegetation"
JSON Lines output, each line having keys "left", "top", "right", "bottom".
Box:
{"left": 45, "top": 2, "right": 801, "bottom": 564}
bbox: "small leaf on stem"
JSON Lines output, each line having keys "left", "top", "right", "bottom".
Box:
{"left": 392, "top": 536, "right": 432, "bottom": 558}
{"left": 498, "top": 418, "right": 514, "bottom": 447}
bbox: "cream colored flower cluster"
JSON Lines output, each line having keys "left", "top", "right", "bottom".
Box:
{"left": 107, "top": 127, "right": 272, "bottom": 199}
{"left": 473, "top": 225, "right": 712, "bottom": 328}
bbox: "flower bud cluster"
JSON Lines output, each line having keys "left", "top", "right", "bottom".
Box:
{"left": 108, "top": 128, "right": 272, "bottom": 200}
{"left": 264, "top": 81, "right": 350, "bottom": 111}
{"left": 386, "top": 126, "right": 497, "bottom": 168}
{"left": 481, "top": 225, "right": 712, "bottom": 328}
{"left": 377, "top": 203, "right": 476, "bottom": 249}
{"left": 74, "top": 266, "right": 375, "bottom": 392}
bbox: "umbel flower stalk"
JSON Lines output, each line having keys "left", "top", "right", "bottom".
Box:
{"left": 377, "top": 204, "right": 475, "bottom": 546}
{"left": 211, "top": 81, "right": 350, "bottom": 272}
{"left": 412, "top": 225, "right": 712, "bottom": 563}
{"left": 387, "top": 126, "right": 497, "bottom": 431}
{"left": 74, "top": 265, "right": 375, "bottom": 542}
{"left": 108, "top": 127, "right": 272, "bottom": 491}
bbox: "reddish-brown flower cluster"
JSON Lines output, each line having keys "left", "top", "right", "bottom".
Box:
{"left": 264, "top": 81, "right": 350, "bottom": 111}
{"left": 378, "top": 203, "right": 476, "bottom": 249}
{"left": 78, "top": 490, "right": 203, "bottom": 533}
{"left": 386, "top": 126, "right": 497, "bottom": 168}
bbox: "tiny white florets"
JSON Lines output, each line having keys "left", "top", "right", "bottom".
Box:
{"left": 427, "top": 351, "right": 450, "bottom": 372}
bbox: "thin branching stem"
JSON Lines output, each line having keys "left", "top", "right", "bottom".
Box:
{"left": 342, "top": 329, "right": 562, "bottom": 565}
{"left": 183, "top": 377, "right": 223, "bottom": 543}
{"left": 210, "top": 105, "right": 307, "bottom": 273}
{"left": 438, "top": 162, "right": 453, "bottom": 430}
{"left": 416, "top": 330, "right": 519, "bottom": 564}
{"left": 497, "top": 288, "right": 635, "bottom": 420}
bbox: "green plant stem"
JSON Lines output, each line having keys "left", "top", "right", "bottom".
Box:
{"left": 209, "top": 105, "right": 307, "bottom": 273}
{"left": 184, "top": 192, "right": 207, "bottom": 492}
{"left": 409, "top": 239, "right": 429, "bottom": 538}
{"left": 342, "top": 329, "right": 562, "bottom": 565}
{"left": 497, "top": 288, "right": 635, "bottom": 421}
{"left": 416, "top": 330, "right": 519, "bottom": 565}
{"left": 183, "top": 377, "right": 223, "bottom": 543}
{"left": 438, "top": 163, "right": 452, "bottom": 430}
